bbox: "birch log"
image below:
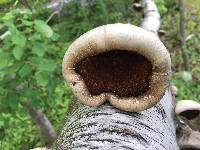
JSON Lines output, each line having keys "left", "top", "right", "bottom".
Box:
{"left": 51, "top": 0, "right": 179, "bottom": 149}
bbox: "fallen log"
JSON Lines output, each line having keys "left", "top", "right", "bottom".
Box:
{"left": 51, "top": 0, "right": 179, "bottom": 149}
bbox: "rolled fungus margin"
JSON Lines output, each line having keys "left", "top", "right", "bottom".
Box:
{"left": 62, "top": 23, "right": 171, "bottom": 112}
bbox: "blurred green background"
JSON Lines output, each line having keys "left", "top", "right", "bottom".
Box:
{"left": 0, "top": 0, "right": 200, "bottom": 149}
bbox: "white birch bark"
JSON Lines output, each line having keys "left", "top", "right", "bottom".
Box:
{"left": 140, "top": 0, "right": 160, "bottom": 33}
{"left": 52, "top": 89, "right": 178, "bottom": 150}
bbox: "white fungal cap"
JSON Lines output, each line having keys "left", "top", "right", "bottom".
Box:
{"left": 175, "top": 100, "right": 200, "bottom": 115}
{"left": 62, "top": 23, "right": 171, "bottom": 112}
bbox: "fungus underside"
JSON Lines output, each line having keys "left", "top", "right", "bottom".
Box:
{"left": 75, "top": 50, "right": 152, "bottom": 97}
{"left": 179, "top": 110, "right": 200, "bottom": 120}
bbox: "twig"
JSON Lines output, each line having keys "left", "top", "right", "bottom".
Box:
{"left": 46, "top": 0, "right": 64, "bottom": 24}
{"left": 21, "top": 102, "right": 57, "bottom": 143}
{"left": 178, "top": 0, "right": 190, "bottom": 71}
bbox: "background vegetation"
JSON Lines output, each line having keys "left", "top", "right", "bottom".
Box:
{"left": 0, "top": 0, "right": 199, "bottom": 149}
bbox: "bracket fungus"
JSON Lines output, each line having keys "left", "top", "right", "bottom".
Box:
{"left": 176, "top": 100, "right": 200, "bottom": 131}
{"left": 62, "top": 23, "right": 171, "bottom": 112}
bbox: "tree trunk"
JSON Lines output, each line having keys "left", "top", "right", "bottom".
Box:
{"left": 51, "top": 0, "right": 179, "bottom": 149}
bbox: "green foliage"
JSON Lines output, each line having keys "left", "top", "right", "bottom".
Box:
{"left": 54, "top": 0, "right": 141, "bottom": 41}
{"left": 159, "top": 0, "right": 200, "bottom": 102}
{"left": 34, "top": 20, "right": 53, "bottom": 38}
{"left": 155, "top": 0, "right": 168, "bottom": 14}
{"left": 0, "top": 0, "right": 12, "bottom": 5}
{"left": 0, "top": 6, "right": 72, "bottom": 150}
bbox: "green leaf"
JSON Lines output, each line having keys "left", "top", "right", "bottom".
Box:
{"left": 13, "top": 47, "right": 24, "bottom": 60}
{"left": 0, "top": 0, "right": 10, "bottom": 5}
{"left": 0, "top": 52, "right": 10, "bottom": 69}
{"left": 181, "top": 71, "right": 192, "bottom": 82}
{"left": 0, "top": 119, "right": 4, "bottom": 128}
{"left": 47, "top": 76, "right": 58, "bottom": 94}
{"left": 51, "top": 33, "right": 60, "bottom": 41}
{"left": 29, "top": 57, "right": 56, "bottom": 72}
{"left": 4, "top": 62, "right": 21, "bottom": 74}
{"left": 34, "top": 20, "right": 53, "bottom": 38}
{"left": 38, "top": 59, "right": 56, "bottom": 72}
{"left": 28, "top": 33, "right": 41, "bottom": 41}
{"left": 22, "top": 20, "right": 33, "bottom": 26}
{"left": 7, "top": 23, "right": 16, "bottom": 34}
{"left": 18, "top": 64, "right": 32, "bottom": 78}
{"left": 32, "top": 42, "right": 47, "bottom": 57}
{"left": 7, "top": 93, "right": 19, "bottom": 109}
{"left": 35, "top": 71, "right": 49, "bottom": 86}
{"left": 2, "top": 12, "right": 13, "bottom": 20}
{"left": 11, "top": 33, "right": 26, "bottom": 47}
{"left": 24, "top": 88, "right": 38, "bottom": 99}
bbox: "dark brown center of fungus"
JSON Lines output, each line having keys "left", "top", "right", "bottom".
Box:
{"left": 180, "top": 110, "right": 200, "bottom": 120}
{"left": 75, "top": 50, "right": 152, "bottom": 97}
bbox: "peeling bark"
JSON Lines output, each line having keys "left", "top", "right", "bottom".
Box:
{"left": 51, "top": 0, "right": 179, "bottom": 149}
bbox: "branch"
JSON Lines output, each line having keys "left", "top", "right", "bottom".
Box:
{"left": 46, "top": 0, "right": 64, "bottom": 24}
{"left": 45, "top": 0, "right": 72, "bottom": 10}
{"left": 178, "top": 0, "right": 190, "bottom": 70}
{"left": 140, "top": 0, "right": 160, "bottom": 33}
{"left": 22, "top": 102, "right": 57, "bottom": 143}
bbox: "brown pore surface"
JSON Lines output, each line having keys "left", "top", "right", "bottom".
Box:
{"left": 75, "top": 50, "right": 152, "bottom": 97}
{"left": 180, "top": 110, "right": 200, "bottom": 120}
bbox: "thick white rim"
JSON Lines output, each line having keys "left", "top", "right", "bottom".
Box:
{"left": 62, "top": 23, "right": 171, "bottom": 112}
